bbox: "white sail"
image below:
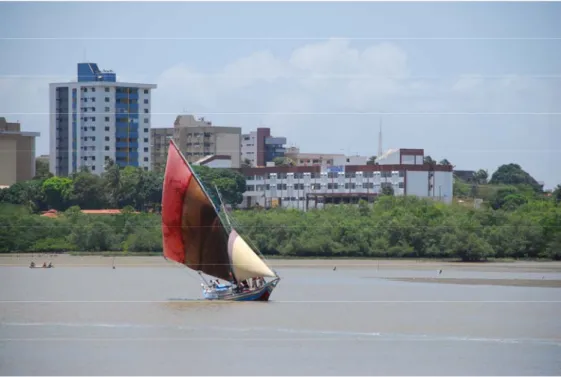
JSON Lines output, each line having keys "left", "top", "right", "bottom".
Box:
{"left": 227, "top": 230, "right": 276, "bottom": 282}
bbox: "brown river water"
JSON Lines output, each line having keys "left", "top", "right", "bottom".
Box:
{"left": 1, "top": 259, "right": 561, "bottom": 375}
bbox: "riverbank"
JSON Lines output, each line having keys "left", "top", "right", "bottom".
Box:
{"left": 2, "top": 254, "right": 561, "bottom": 273}
{"left": 381, "top": 277, "right": 561, "bottom": 288}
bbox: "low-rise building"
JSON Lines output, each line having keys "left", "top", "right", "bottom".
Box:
{"left": 0, "top": 117, "right": 40, "bottom": 186}
{"left": 238, "top": 148, "right": 453, "bottom": 210}
{"left": 150, "top": 127, "right": 174, "bottom": 171}
{"left": 284, "top": 146, "right": 368, "bottom": 167}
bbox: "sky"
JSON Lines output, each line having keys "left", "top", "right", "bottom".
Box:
{"left": 0, "top": 1, "right": 559, "bottom": 188}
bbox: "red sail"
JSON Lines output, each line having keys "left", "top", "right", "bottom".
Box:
{"left": 161, "top": 140, "right": 232, "bottom": 281}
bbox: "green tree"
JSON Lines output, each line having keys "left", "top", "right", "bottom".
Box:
{"left": 552, "top": 185, "right": 561, "bottom": 204}
{"left": 70, "top": 169, "right": 106, "bottom": 209}
{"left": 42, "top": 177, "right": 73, "bottom": 210}
{"left": 193, "top": 166, "right": 246, "bottom": 207}
{"left": 102, "top": 159, "right": 122, "bottom": 207}
{"left": 34, "top": 159, "right": 53, "bottom": 180}
{"left": 273, "top": 157, "right": 295, "bottom": 167}
{"left": 489, "top": 164, "right": 542, "bottom": 192}
{"left": 474, "top": 169, "right": 488, "bottom": 184}
{"left": 424, "top": 156, "right": 436, "bottom": 166}
{"left": 381, "top": 185, "right": 394, "bottom": 196}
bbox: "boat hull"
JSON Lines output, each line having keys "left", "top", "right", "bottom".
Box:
{"left": 202, "top": 278, "right": 279, "bottom": 302}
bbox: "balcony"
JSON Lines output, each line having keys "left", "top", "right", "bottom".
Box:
{"left": 116, "top": 141, "right": 138, "bottom": 148}
{"left": 115, "top": 131, "right": 139, "bottom": 139}
{"left": 116, "top": 92, "right": 139, "bottom": 100}
{"left": 116, "top": 151, "right": 139, "bottom": 159}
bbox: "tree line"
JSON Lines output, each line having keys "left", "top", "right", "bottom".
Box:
{"left": 1, "top": 194, "right": 559, "bottom": 261}
{"left": 0, "top": 159, "right": 246, "bottom": 213}
{"left": 0, "top": 159, "right": 560, "bottom": 261}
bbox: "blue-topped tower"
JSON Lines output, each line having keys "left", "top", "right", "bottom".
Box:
{"left": 49, "top": 62, "right": 157, "bottom": 176}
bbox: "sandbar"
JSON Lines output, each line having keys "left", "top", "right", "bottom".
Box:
{"left": 381, "top": 277, "right": 561, "bottom": 288}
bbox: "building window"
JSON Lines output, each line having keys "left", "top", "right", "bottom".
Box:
{"left": 105, "top": 137, "right": 110, "bottom": 141}
{"left": 399, "top": 182, "right": 404, "bottom": 188}
{"left": 144, "top": 157, "right": 148, "bottom": 162}
{"left": 144, "top": 138, "right": 148, "bottom": 142}
{"left": 105, "top": 107, "right": 110, "bottom": 112}
{"left": 144, "top": 99, "right": 149, "bottom": 104}
{"left": 144, "top": 118, "right": 148, "bottom": 123}
{"left": 144, "top": 128, "right": 148, "bottom": 132}
{"left": 91, "top": 97, "right": 96, "bottom": 102}
{"left": 105, "top": 88, "right": 110, "bottom": 92}
{"left": 84, "top": 88, "right": 88, "bottom": 92}
{"left": 105, "top": 97, "right": 110, "bottom": 102}
{"left": 144, "top": 147, "right": 148, "bottom": 152}
{"left": 91, "top": 88, "right": 96, "bottom": 92}
{"left": 105, "top": 146, "right": 109, "bottom": 151}
{"left": 143, "top": 89, "right": 148, "bottom": 94}
{"left": 105, "top": 126, "right": 110, "bottom": 131}
{"left": 91, "top": 117, "right": 96, "bottom": 121}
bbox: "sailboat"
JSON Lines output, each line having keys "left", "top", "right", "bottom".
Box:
{"left": 161, "top": 140, "right": 281, "bottom": 301}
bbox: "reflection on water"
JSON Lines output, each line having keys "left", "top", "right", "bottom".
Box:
{"left": 1, "top": 266, "right": 561, "bottom": 375}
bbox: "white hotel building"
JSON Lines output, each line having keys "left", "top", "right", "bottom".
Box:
{"left": 49, "top": 62, "right": 157, "bottom": 176}
{"left": 238, "top": 148, "right": 453, "bottom": 210}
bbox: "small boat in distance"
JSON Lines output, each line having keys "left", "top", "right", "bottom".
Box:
{"left": 161, "top": 140, "right": 280, "bottom": 301}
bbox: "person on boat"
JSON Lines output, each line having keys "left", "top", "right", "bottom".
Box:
{"left": 228, "top": 272, "right": 237, "bottom": 286}
{"left": 30, "top": 261, "right": 35, "bottom": 268}
{"left": 42, "top": 262, "right": 47, "bottom": 268}
{"left": 48, "top": 262, "right": 53, "bottom": 268}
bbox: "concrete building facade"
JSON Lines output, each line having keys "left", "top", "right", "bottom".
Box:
{"left": 0, "top": 117, "right": 40, "bottom": 186}
{"left": 150, "top": 127, "right": 174, "bottom": 171}
{"left": 284, "top": 147, "right": 368, "bottom": 168}
{"left": 151, "top": 115, "right": 242, "bottom": 169}
{"left": 241, "top": 127, "right": 286, "bottom": 167}
{"left": 238, "top": 149, "right": 453, "bottom": 210}
{"left": 49, "top": 62, "right": 157, "bottom": 176}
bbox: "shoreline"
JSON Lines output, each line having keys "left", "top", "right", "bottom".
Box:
{"left": 381, "top": 277, "right": 561, "bottom": 288}
{"left": 1, "top": 254, "right": 561, "bottom": 273}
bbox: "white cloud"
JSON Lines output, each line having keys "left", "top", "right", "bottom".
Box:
{"left": 0, "top": 39, "right": 558, "bottom": 186}
{"left": 150, "top": 39, "right": 558, "bottom": 186}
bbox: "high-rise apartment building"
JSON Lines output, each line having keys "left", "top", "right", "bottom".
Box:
{"left": 0, "top": 117, "right": 40, "bottom": 186}
{"left": 49, "top": 62, "right": 157, "bottom": 176}
{"left": 151, "top": 114, "right": 242, "bottom": 169}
